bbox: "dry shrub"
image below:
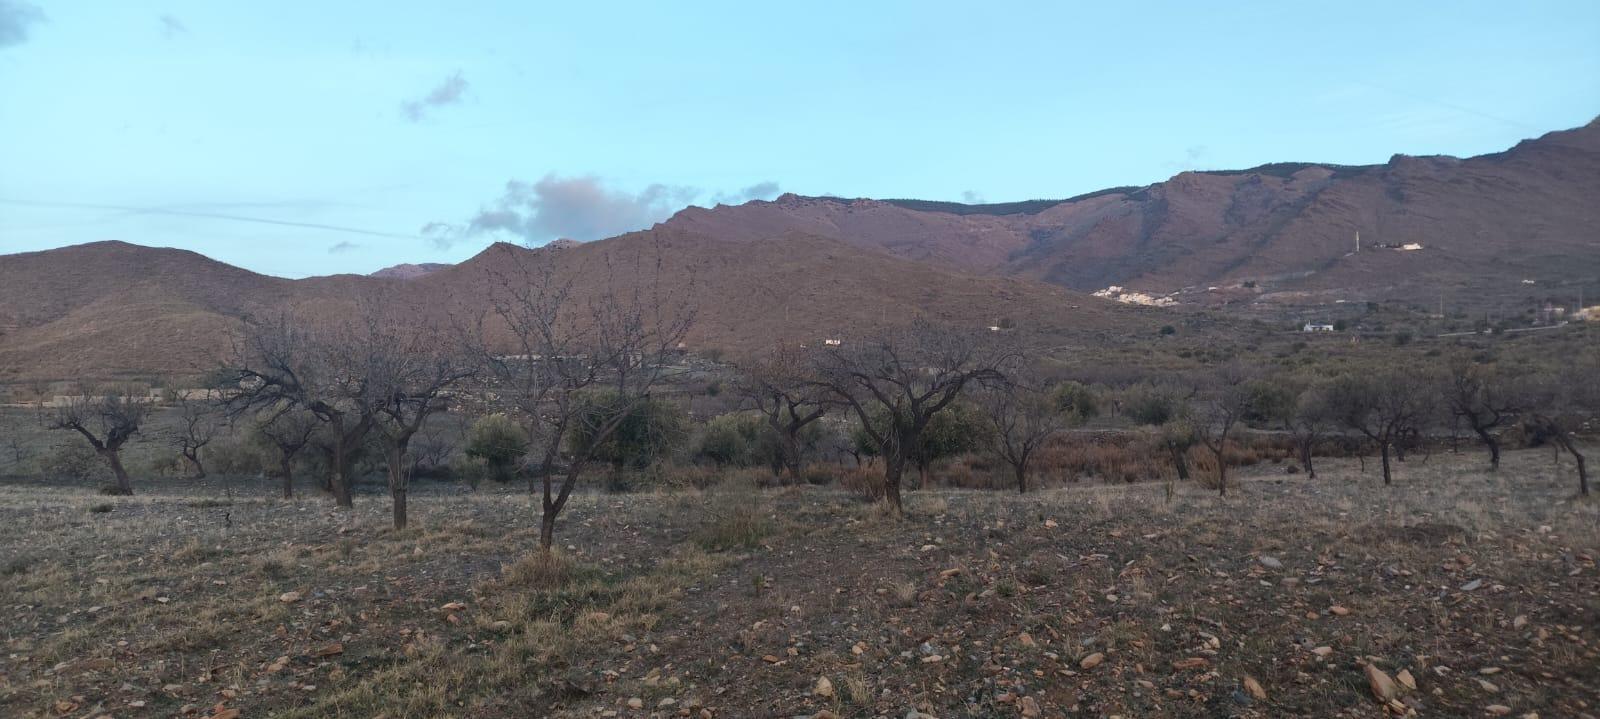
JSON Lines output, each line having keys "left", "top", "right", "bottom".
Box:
{"left": 838, "top": 466, "right": 886, "bottom": 501}
{"left": 501, "top": 551, "right": 580, "bottom": 589}
{"left": 694, "top": 491, "right": 774, "bottom": 551}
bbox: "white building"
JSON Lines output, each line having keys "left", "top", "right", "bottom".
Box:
{"left": 1302, "top": 323, "right": 1336, "bottom": 332}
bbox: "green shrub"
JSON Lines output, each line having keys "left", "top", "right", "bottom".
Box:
{"left": 696, "top": 413, "right": 768, "bottom": 468}
{"left": 35, "top": 443, "right": 101, "bottom": 482}
{"left": 568, "top": 392, "right": 687, "bottom": 470}
{"left": 464, "top": 414, "right": 528, "bottom": 483}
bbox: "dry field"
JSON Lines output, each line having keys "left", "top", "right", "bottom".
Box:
{"left": 1, "top": 449, "right": 1596, "bottom": 718}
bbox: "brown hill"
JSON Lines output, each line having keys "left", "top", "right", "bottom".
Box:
{"left": 370, "top": 262, "right": 450, "bottom": 279}
{"left": 662, "top": 118, "right": 1600, "bottom": 311}
{"left": 0, "top": 234, "right": 1149, "bottom": 381}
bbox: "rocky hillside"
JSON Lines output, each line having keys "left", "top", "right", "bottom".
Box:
{"left": 663, "top": 118, "right": 1600, "bottom": 310}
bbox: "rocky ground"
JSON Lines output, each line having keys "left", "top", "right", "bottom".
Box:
{"left": 1, "top": 449, "right": 1597, "bottom": 718}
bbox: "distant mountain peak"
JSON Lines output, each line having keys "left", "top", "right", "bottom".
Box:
{"left": 370, "top": 262, "right": 449, "bottom": 279}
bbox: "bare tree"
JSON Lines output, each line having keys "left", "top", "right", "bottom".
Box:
{"left": 371, "top": 329, "right": 474, "bottom": 530}
{"left": 225, "top": 314, "right": 391, "bottom": 508}
{"left": 979, "top": 376, "right": 1067, "bottom": 494}
{"left": 253, "top": 404, "right": 319, "bottom": 498}
{"left": 1522, "top": 359, "right": 1598, "bottom": 496}
{"left": 1123, "top": 381, "right": 1197, "bottom": 482}
{"left": 737, "top": 343, "right": 832, "bottom": 481}
{"left": 470, "top": 245, "right": 695, "bottom": 551}
{"left": 1253, "top": 375, "right": 1333, "bottom": 480}
{"left": 1195, "top": 364, "right": 1255, "bottom": 497}
{"left": 812, "top": 320, "right": 1013, "bottom": 515}
{"left": 168, "top": 394, "right": 220, "bottom": 478}
{"left": 1327, "top": 368, "right": 1436, "bottom": 486}
{"left": 1445, "top": 357, "right": 1521, "bottom": 471}
{"left": 48, "top": 390, "right": 150, "bottom": 494}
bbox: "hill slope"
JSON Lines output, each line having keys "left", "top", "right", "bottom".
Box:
{"left": 0, "top": 234, "right": 1148, "bottom": 381}
{"left": 662, "top": 118, "right": 1600, "bottom": 309}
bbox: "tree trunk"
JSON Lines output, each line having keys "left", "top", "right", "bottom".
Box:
{"left": 882, "top": 454, "right": 906, "bottom": 515}
{"left": 1473, "top": 426, "right": 1500, "bottom": 471}
{"left": 184, "top": 450, "right": 206, "bottom": 479}
{"left": 1214, "top": 447, "right": 1227, "bottom": 497}
{"left": 1299, "top": 440, "right": 1316, "bottom": 479}
{"left": 280, "top": 456, "right": 295, "bottom": 498}
{"left": 392, "top": 486, "right": 407, "bottom": 529}
{"left": 102, "top": 450, "right": 133, "bottom": 495}
{"left": 1380, "top": 441, "right": 1393, "bottom": 485}
{"left": 539, "top": 506, "right": 557, "bottom": 550}
{"left": 1576, "top": 447, "right": 1589, "bottom": 496}
{"left": 917, "top": 462, "right": 930, "bottom": 490}
{"left": 1015, "top": 463, "right": 1028, "bottom": 494}
{"left": 780, "top": 432, "right": 802, "bottom": 481}
{"left": 1167, "top": 442, "right": 1190, "bottom": 481}
{"left": 331, "top": 446, "right": 355, "bottom": 508}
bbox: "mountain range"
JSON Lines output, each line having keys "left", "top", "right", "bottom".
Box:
{"left": 1, "top": 118, "right": 1596, "bottom": 381}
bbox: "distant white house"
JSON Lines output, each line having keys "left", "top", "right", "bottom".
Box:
{"left": 1398, "top": 242, "right": 1424, "bottom": 251}
{"left": 1302, "top": 323, "right": 1336, "bottom": 332}
{"left": 823, "top": 338, "right": 842, "bottom": 346}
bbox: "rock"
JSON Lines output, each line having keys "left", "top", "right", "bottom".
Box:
{"left": 938, "top": 568, "right": 962, "bottom": 579}
{"left": 1080, "top": 652, "right": 1105, "bottom": 669}
{"left": 814, "top": 676, "right": 834, "bottom": 698}
{"left": 657, "top": 698, "right": 676, "bottom": 708}
{"left": 1172, "top": 657, "right": 1210, "bottom": 671}
{"left": 278, "top": 591, "right": 302, "bottom": 603}
{"left": 1460, "top": 579, "right": 1484, "bottom": 592}
{"left": 1512, "top": 615, "right": 1528, "bottom": 629}
{"left": 213, "top": 710, "right": 241, "bottom": 719}
{"left": 1044, "top": 519, "right": 1058, "bottom": 528}
{"left": 1019, "top": 696, "right": 1041, "bottom": 717}
{"left": 1365, "top": 665, "right": 1398, "bottom": 701}
{"left": 1017, "top": 632, "right": 1036, "bottom": 647}
{"left": 1330, "top": 605, "right": 1351, "bottom": 616}
{"left": 440, "top": 601, "right": 466, "bottom": 611}
{"left": 627, "top": 697, "right": 644, "bottom": 709}
{"left": 1396, "top": 669, "right": 1417, "bottom": 690}
{"left": 904, "top": 711, "right": 937, "bottom": 719}
{"left": 1258, "top": 555, "right": 1283, "bottom": 569}
{"left": 1479, "top": 667, "right": 1502, "bottom": 675}
{"left": 1311, "top": 646, "right": 1333, "bottom": 658}
{"left": 1485, "top": 706, "right": 1512, "bottom": 716}
{"left": 1243, "top": 676, "right": 1267, "bottom": 700}
{"left": 313, "top": 642, "right": 343, "bottom": 657}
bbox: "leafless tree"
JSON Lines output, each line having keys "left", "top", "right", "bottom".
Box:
{"left": 224, "top": 313, "right": 393, "bottom": 508}
{"left": 1123, "top": 381, "right": 1196, "bottom": 482}
{"left": 1445, "top": 357, "right": 1522, "bottom": 472}
{"left": 47, "top": 389, "right": 150, "bottom": 494}
{"left": 1195, "top": 363, "right": 1255, "bottom": 497}
{"left": 811, "top": 320, "right": 1013, "bottom": 515}
{"left": 168, "top": 394, "right": 220, "bottom": 478}
{"left": 737, "top": 343, "right": 833, "bottom": 481}
{"left": 469, "top": 244, "right": 695, "bottom": 551}
{"left": 1521, "top": 359, "right": 1598, "bottom": 496}
{"left": 978, "top": 375, "right": 1065, "bottom": 494}
{"left": 1254, "top": 375, "right": 1334, "bottom": 480}
{"left": 254, "top": 404, "right": 319, "bottom": 498}
{"left": 1327, "top": 368, "right": 1436, "bottom": 485}
{"left": 371, "top": 328, "right": 474, "bottom": 530}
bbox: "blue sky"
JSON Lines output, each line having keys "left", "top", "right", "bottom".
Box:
{"left": 1, "top": 1, "right": 1597, "bottom": 278}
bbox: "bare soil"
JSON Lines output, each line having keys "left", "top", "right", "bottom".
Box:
{"left": 2, "top": 449, "right": 1596, "bottom": 718}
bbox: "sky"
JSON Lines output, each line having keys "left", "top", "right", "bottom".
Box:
{"left": 1, "top": 1, "right": 1597, "bottom": 278}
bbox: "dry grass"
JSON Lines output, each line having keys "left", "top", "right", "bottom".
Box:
{"left": 0, "top": 447, "right": 1595, "bottom": 717}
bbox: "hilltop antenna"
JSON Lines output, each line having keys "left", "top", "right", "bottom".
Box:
{"left": 1355, "top": 231, "right": 1360, "bottom": 254}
